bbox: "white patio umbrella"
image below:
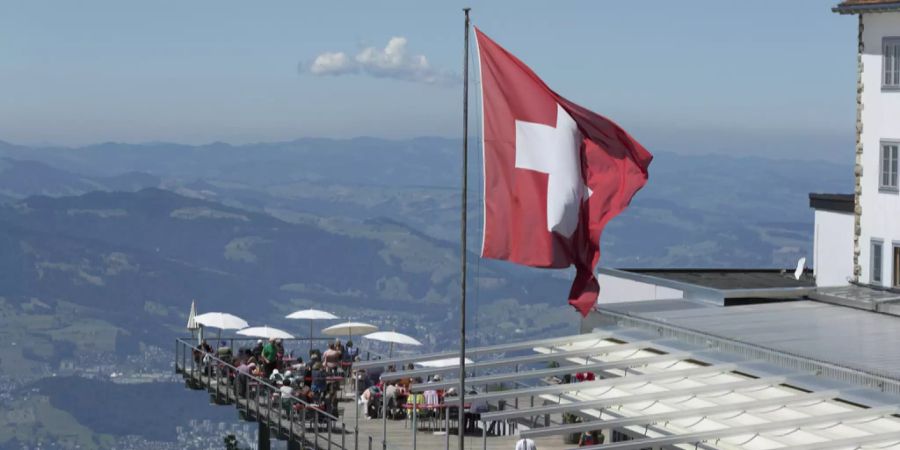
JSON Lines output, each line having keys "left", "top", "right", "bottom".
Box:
{"left": 186, "top": 300, "right": 199, "bottom": 331}
{"left": 194, "top": 312, "right": 249, "bottom": 344}
{"left": 186, "top": 300, "right": 200, "bottom": 343}
{"left": 237, "top": 326, "right": 294, "bottom": 340}
{"left": 286, "top": 309, "right": 339, "bottom": 352}
{"left": 417, "top": 357, "right": 474, "bottom": 368}
{"left": 363, "top": 331, "right": 422, "bottom": 357}
{"left": 321, "top": 321, "right": 378, "bottom": 343}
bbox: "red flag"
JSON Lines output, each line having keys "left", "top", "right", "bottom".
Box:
{"left": 475, "top": 28, "right": 652, "bottom": 316}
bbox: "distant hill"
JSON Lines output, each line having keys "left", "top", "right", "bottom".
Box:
{"left": 0, "top": 136, "right": 856, "bottom": 448}
{"left": 0, "top": 157, "right": 159, "bottom": 199}
{"left": 0, "top": 188, "right": 571, "bottom": 348}
{"left": 0, "top": 136, "right": 853, "bottom": 268}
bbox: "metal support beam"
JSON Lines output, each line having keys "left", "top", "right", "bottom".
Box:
{"left": 467, "top": 363, "right": 738, "bottom": 404}
{"left": 409, "top": 352, "right": 689, "bottom": 392}
{"left": 380, "top": 341, "right": 654, "bottom": 381}
{"left": 259, "top": 422, "right": 271, "bottom": 450}
{"left": 481, "top": 375, "right": 788, "bottom": 421}
{"left": 578, "top": 405, "right": 899, "bottom": 450}
{"left": 354, "top": 332, "right": 611, "bottom": 370}
{"left": 788, "top": 430, "right": 900, "bottom": 450}
{"left": 520, "top": 390, "right": 840, "bottom": 439}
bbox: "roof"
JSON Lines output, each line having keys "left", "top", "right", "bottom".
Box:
{"left": 809, "top": 193, "right": 854, "bottom": 213}
{"left": 833, "top": 0, "right": 900, "bottom": 14}
{"left": 622, "top": 268, "right": 815, "bottom": 290}
{"left": 364, "top": 327, "right": 900, "bottom": 449}
{"left": 598, "top": 299, "right": 900, "bottom": 382}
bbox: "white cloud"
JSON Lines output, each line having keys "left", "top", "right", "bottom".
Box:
{"left": 309, "top": 51, "right": 356, "bottom": 76}
{"left": 303, "top": 37, "right": 458, "bottom": 86}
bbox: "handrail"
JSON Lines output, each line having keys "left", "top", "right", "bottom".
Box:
{"left": 177, "top": 337, "right": 340, "bottom": 421}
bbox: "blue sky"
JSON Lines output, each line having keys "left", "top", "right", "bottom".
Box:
{"left": 0, "top": 1, "right": 857, "bottom": 161}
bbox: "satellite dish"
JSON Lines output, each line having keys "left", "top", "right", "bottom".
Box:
{"left": 794, "top": 257, "right": 807, "bottom": 280}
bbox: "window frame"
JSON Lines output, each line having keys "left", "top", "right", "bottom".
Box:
{"left": 880, "top": 140, "right": 900, "bottom": 192}
{"left": 872, "top": 239, "right": 884, "bottom": 284}
{"left": 884, "top": 37, "right": 900, "bottom": 90}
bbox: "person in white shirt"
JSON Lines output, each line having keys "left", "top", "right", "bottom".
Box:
{"left": 515, "top": 437, "right": 537, "bottom": 450}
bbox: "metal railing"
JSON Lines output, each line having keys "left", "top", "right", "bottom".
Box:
{"left": 175, "top": 337, "right": 357, "bottom": 449}
{"left": 192, "top": 336, "right": 375, "bottom": 362}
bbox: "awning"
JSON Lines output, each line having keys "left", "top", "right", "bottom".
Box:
{"left": 363, "top": 326, "right": 900, "bottom": 449}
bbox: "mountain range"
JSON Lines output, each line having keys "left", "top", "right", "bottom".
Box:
{"left": 0, "top": 136, "right": 854, "bottom": 448}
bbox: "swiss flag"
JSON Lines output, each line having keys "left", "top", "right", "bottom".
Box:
{"left": 475, "top": 28, "right": 652, "bottom": 316}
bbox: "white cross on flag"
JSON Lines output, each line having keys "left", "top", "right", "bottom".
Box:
{"left": 475, "top": 28, "right": 653, "bottom": 316}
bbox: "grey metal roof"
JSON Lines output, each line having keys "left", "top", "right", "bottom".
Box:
{"left": 622, "top": 268, "right": 815, "bottom": 290}
{"left": 600, "top": 300, "right": 900, "bottom": 381}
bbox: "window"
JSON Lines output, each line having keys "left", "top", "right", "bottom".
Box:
{"left": 894, "top": 245, "right": 900, "bottom": 288}
{"left": 872, "top": 240, "right": 883, "bottom": 283}
{"left": 885, "top": 38, "right": 900, "bottom": 89}
{"left": 881, "top": 142, "right": 899, "bottom": 191}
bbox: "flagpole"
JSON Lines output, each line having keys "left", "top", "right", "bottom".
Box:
{"left": 459, "top": 7, "right": 471, "bottom": 450}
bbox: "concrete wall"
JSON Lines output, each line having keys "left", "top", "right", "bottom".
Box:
{"left": 861, "top": 12, "right": 900, "bottom": 286}
{"left": 813, "top": 209, "right": 854, "bottom": 287}
{"left": 597, "top": 273, "right": 683, "bottom": 303}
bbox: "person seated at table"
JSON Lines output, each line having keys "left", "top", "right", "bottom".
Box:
{"left": 194, "top": 340, "right": 212, "bottom": 364}
{"left": 359, "top": 384, "right": 381, "bottom": 420}
{"left": 427, "top": 374, "right": 444, "bottom": 396}
{"left": 574, "top": 371, "right": 596, "bottom": 383}
{"left": 309, "top": 347, "right": 322, "bottom": 362}
{"left": 344, "top": 340, "right": 359, "bottom": 362}
{"left": 301, "top": 363, "right": 313, "bottom": 388}
{"left": 270, "top": 369, "right": 284, "bottom": 383}
{"left": 465, "top": 389, "right": 488, "bottom": 433}
{"left": 578, "top": 430, "right": 602, "bottom": 446}
{"left": 323, "top": 344, "right": 340, "bottom": 372}
{"left": 261, "top": 338, "right": 278, "bottom": 377}
{"left": 283, "top": 370, "right": 294, "bottom": 385}
{"left": 235, "top": 360, "right": 252, "bottom": 397}
{"left": 275, "top": 338, "right": 286, "bottom": 370}
{"left": 251, "top": 340, "right": 264, "bottom": 358}
{"left": 310, "top": 362, "right": 327, "bottom": 396}
{"left": 384, "top": 381, "right": 404, "bottom": 419}
{"left": 278, "top": 379, "right": 293, "bottom": 410}
{"left": 405, "top": 391, "right": 427, "bottom": 419}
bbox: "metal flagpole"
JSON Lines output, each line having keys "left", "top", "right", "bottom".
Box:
{"left": 459, "top": 7, "right": 471, "bottom": 450}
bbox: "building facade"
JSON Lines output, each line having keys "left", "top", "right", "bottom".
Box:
{"left": 814, "top": 1, "right": 900, "bottom": 288}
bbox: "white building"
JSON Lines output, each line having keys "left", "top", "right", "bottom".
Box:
{"left": 811, "top": 0, "right": 900, "bottom": 288}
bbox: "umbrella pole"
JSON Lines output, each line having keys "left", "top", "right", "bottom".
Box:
{"left": 309, "top": 321, "right": 314, "bottom": 355}
{"left": 389, "top": 342, "right": 394, "bottom": 359}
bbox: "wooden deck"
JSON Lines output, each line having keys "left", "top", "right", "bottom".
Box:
{"left": 176, "top": 362, "right": 573, "bottom": 450}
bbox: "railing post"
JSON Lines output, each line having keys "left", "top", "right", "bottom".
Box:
{"left": 412, "top": 393, "right": 418, "bottom": 450}
{"left": 214, "top": 362, "right": 220, "bottom": 403}
{"left": 341, "top": 422, "right": 346, "bottom": 450}
{"left": 315, "top": 410, "right": 320, "bottom": 450}
{"left": 259, "top": 422, "right": 271, "bottom": 450}
{"left": 301, "top": 407, "right": 307, "bottom": 445}
{"left": 328, "top": 419, "right": 333, "bottom": 450}
{"left": 368, "top": 435, "right": 373, "bottom": 450}
{"left": 355, "top": 370, "right": 360, "bottom": 450}
{"left": 482, "top": 419, "right": 487, "bottom": 450}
